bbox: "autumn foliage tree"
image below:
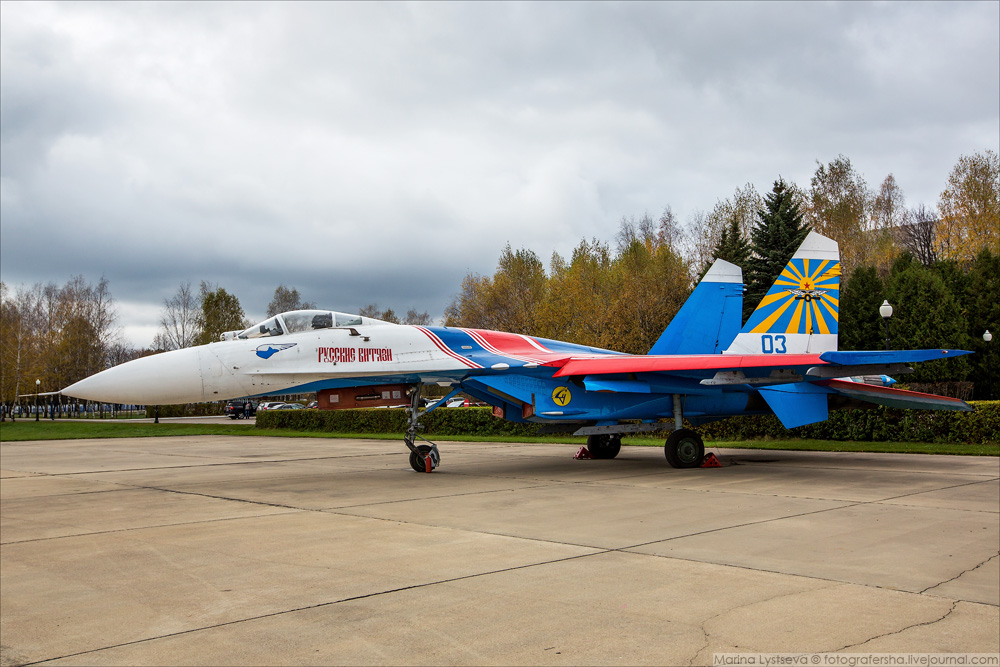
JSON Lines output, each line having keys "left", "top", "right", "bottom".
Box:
{"left": 807, "top": 155, "right": 870, "bottom": 274}
{"left": 447, "top": 237, "right": 690, "bottom": 355}
{"left": 936, "top": 150, "right": 1000, "bottom": 261}
{"left": 1, "top": 277, "right": 122, "bottom": 402}
{"left": 194, "top": 282, "right": 248, "bottom": 346}
{"left": 444, "top": 244, "right": 548, "bottom": 335}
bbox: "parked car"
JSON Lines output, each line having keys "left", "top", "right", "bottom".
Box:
{"left": 273, "top": 403, "right": 304, "bottom": 410}
{"left": 306, "top": 401, "right": 318, "bottom": 409}
{"left": 223, "top": 400, "right": 256, "bottom": 419}
{"left": 256, "top": 402, "right": 286, "bottom": 412}
{"left": 425, "top": 397, "right": 470, "bottom": 409}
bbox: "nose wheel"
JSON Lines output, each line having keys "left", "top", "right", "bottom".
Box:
{"left": 407, "top": 442, "right": 440, "bottom": 472}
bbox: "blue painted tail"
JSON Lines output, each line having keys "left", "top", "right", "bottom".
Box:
{"left": 649, "top": 259, "right": 744, "bottom": 355}
{"left": 725, "top": 231, "right": 841, "bottom": 355}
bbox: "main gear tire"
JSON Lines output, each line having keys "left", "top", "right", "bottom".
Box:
{"left": 586, "top": 434, "right": 622, "bottom": 459}
{"left": 664, "top": 429, "right": 704, "bottom": 469}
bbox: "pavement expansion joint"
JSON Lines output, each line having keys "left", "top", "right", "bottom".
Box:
{"left": 872, "top": 476, "right": 1000, "bottom": 504}
{"left": 17, "top": 550, "right": 604, "bottom": 667}
{"left": 0, "top": 509, "right": 306, "bottom": 546}
{"left": 24, "top": 452, "right": 401, "bottom": 478}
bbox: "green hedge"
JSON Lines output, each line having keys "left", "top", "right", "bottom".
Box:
{"left": 145, "top": 403, "right": 223, "bottom": 418}
{"left": 256, "top": 401, "right": 998, "bottom": 444}
{"left": 697, "top": 401, "right": 998, "bottom": 444}
{"left": 256, "top": 406, "right": 545, "bottom": 438}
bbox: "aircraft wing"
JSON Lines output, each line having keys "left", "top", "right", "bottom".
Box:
{"left": 547, "top": 348, "right": 971, "bottom": 384}
{"left": 548, "top": 354, "right": 824, "bottom": 378}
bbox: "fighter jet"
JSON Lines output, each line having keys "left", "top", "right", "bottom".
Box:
{"left": 64, "top": 232, "right": 972, "bottom": 472}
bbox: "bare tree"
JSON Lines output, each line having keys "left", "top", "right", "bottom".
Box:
{"left": 656, "top": 206, "right": 683, "bottom": 251}
{"left": 895, "top": 204, "right": 938, "bottom": 266}
{"left": 404, "top": 309, "right": 431, "bottom": 325}
{"left": 156, "top": 281, "right": 200, "bottom": 350}
{"left": 266, "top": 284, "right": 316, "bottom": 317}
{"left": 358, "top": 303, "right": 402, "bottom": 324}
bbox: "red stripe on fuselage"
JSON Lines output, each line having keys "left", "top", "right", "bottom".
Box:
{"left": 414, "top": 327, "right": 482, "bottom": 369}
{"left": 461, "top": 329, "right": 556, "bottom": 365}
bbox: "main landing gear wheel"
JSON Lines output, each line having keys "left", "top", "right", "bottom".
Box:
{"left": 586, "top": 434, "right": 622, "bottom": 459}
{"left": 664, "top": 429, "right": 704, "bottom": 469}
{"left": 408, "top": 443, "right": 440, "bottom": 473}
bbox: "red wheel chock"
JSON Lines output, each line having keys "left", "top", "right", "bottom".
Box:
{"left": 573, "top": 446, "right": 593, "bottom": 460}
{"left": 425, "top": 454, "right": 434, "bottom": 473}
{"left": 700, "top": 453, "right": 722, "bottom": 468}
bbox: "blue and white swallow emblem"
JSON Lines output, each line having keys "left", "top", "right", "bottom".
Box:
{"left": 255, "top": 343, "right": 297, "bottom": 359}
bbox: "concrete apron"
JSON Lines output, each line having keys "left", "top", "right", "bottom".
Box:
{"left": 1, "top": 437, "right": 997, "bottom": 666}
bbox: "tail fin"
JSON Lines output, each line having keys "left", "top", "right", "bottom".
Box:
{"left": 724, "top": 231, "right": 840, "bottom": 355}
{"left": 649, "top": 259, "right": 743, "bottom": 355}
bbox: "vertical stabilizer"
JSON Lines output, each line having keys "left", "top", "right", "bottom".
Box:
{"left": 649, "top": 259, "right": 743, "bottom": 355}
{"left": 724, "top": 231, "right": 840, "bottom": 355}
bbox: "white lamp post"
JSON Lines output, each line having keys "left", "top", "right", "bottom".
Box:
{"left": 985, "top": 330, "right": 993, "bottom": 400}
{"left": 879, "top": 300, "right": 893, "bottom": 351}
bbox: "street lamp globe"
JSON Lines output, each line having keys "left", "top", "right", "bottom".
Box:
{"left": 985, "top": 330, "right": 993, "bottom": 343}
{"left": 879, "top": 301, "right": 893, "bottom": 350}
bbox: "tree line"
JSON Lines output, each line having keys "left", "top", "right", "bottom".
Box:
{"left": 0, "top": 276, "right": 126, "bottom": 401}
{"left": 2, "top": 149, "right": 996, "bottom": 402}
{"left": 446, "top": 149, "right": 999, "bottom": 398}
{"left": 0, "top": 279, "right": 431, "bottom": 402}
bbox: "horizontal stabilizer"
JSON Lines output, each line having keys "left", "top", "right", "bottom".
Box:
{"left": 821, "top": 379, "right": 973, "bottom": 411}
{"left": 820, "top": 349, "right": 972, "bottom": 365}
{"left": 759, "top": 382, "right": 830, "bottom": 428}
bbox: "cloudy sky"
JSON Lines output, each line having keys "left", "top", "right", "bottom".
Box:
{"left": 2, "top": 1, "right": 998, "bottom": 348}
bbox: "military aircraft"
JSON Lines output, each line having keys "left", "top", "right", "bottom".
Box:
{"left": 63, "top": 232, "right": 972, "bottom": 472}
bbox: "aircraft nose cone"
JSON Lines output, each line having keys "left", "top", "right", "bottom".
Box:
{"left": 63, "top": 347, "right": 206, "bottom": 405}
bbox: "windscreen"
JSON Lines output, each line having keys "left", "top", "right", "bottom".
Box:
{"left": 238, "top": 316, "right": 284, "bottom": 339}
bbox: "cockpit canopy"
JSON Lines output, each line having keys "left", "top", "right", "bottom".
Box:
{"left": 221, "top": 310, "right": 390, "bottom": 341}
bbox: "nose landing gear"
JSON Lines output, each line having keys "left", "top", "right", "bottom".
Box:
{"left": 402, "top": 384, "right": 447, "bottom": 473}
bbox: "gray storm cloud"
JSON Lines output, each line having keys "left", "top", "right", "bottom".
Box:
{"left": 2, "top": 1, "right": 997, "bottom": 346}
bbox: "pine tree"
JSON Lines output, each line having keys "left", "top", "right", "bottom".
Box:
{"left": 744, "top": 179, "right": 810, "bottom": 321}
{"left": 712, "top": 218, "right": 750, "bottom": 268}
{"left": 838, "top": 265, "right": 885, "bottom": 351}
{"left": 885, "top": 256, "right": 969, "bottom": 383}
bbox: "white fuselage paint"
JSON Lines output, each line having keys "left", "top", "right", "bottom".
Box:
{"left": 63, "top": 325, "right": 471, "bottom": 405}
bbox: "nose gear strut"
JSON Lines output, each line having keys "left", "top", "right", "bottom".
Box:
{"left": 403, "top": 384, "right": 448, "bottom": 473}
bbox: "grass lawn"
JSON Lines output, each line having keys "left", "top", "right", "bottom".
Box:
{"left": 1, "top": 419, "right": 995, "bottom": 456}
